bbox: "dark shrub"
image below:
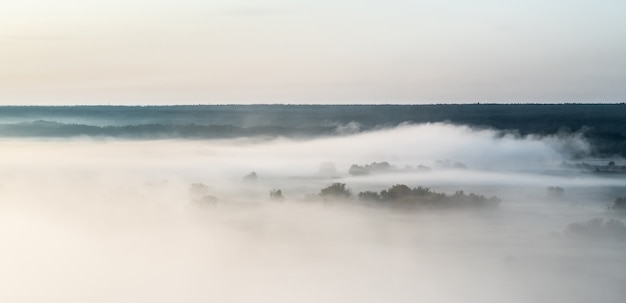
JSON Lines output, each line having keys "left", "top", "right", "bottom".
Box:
{"left": 320, "top": 183, "right": 351, "bottom": 200}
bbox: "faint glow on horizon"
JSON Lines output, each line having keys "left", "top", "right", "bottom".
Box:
{"left": 1, "top": 0, "right": 625, "bottom": 105}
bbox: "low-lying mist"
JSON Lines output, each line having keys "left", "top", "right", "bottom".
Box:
{"left": 1, "top": 123, "right": 625, "bottom": 303}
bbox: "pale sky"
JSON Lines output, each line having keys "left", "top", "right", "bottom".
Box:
{"left": 1, "top": 0, "right": 625, "bottom": 104}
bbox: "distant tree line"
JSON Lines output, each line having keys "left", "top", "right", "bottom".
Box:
{"left": 565, "top": 218, "right": 626, "bottom": 241}
{"left": 4, "top": 104, "right": 626, "bottom": 156}
{"left": 309, "top": 183, "right": 500, "bottom": 209}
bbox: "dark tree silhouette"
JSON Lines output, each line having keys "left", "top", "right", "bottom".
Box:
{"left": 565, "top": 218, "right": 626, "bottom": 241}
{"left": 382, "top": 184, "right": 412, "bottom": 201}
{"left": 358, "top": 191, "right": 380, "bottom": 202}
{"left": 243, "top": 172, "right": 258, "bottom": 182}
{"left": 320, "top": 183, "right": 351, "bottom": 200}
{"left": 358, "top": 184, "right": 500, "bottom": 209}
{"left": 348, "top": 162, "right": 394, "bottom": 176}
{"left": 547, "top": 186, "right": 565, "bottom": 198}
{"left": 270, "top": 189, "right": 284, "bottom": 201}
{"left": 348, "top": 165, "right": 369, "bottom": 176}
{"left": 612, "top": 197, "right": 626, "bottom": 210}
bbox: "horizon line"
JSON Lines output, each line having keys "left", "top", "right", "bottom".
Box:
{"left": 0, "top": 102, "right": 625, "bottom": 107}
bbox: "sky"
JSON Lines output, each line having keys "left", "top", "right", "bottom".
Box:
{"left": 1, "top": 0, "right": 625, "bottom": 105}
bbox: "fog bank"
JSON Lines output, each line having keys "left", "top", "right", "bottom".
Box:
{"left": 1, "top": 123, "right": 625, "bottom": 302}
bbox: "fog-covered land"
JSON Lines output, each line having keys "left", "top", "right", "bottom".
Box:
{"left": 1, "top": 105, "right": 626, "bottom": 303}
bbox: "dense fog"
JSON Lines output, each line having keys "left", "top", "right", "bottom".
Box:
{"left": 1, "top": 123, "right": 625, "bottom": 303}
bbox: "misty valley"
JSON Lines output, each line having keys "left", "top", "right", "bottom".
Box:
{"left": 1, "top": 105, "right": 626, "bottom": 303}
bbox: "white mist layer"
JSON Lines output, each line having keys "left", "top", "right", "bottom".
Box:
{"left": 1, "top": 123, "right": 624, "bottom": 303}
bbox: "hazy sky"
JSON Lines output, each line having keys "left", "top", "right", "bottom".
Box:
{"left": 1, "top": 0, "right": 625, "bottom": 105}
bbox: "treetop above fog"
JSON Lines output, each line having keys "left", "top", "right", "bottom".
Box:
{"left": 318, "top": 183, "right": 500, "bottom": 209}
